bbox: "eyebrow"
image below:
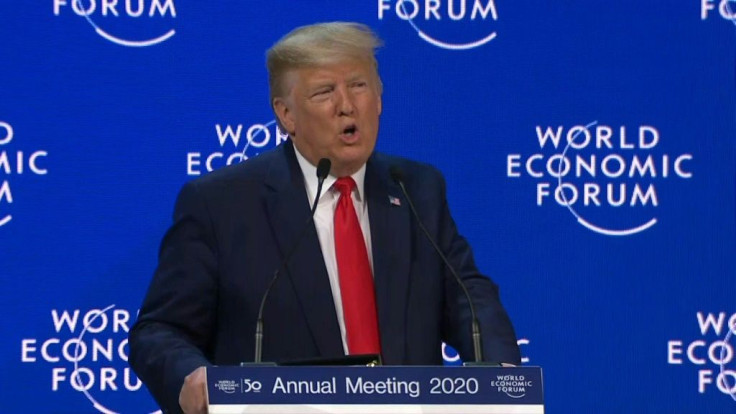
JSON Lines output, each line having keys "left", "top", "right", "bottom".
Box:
{"left": 301, "top": 70, "right": 371, "bottom": 94}
{"left": 346, "top": 73, "right": 368, "bottom": 82}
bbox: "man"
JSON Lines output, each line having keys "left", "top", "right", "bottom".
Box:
{"left": 129, "top": 22, "right": 520, "bottom": 414}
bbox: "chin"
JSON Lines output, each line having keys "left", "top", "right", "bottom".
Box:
{"left": 332, "top": 157, "right": 368, "bottom": 176}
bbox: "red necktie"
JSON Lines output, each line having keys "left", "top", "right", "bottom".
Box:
{"left": 333, "top": 177, "right": 381, "bottom": 355}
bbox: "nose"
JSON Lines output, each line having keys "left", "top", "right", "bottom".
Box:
{"left": 336, "top": 86, "right": 355, "bottom": 116}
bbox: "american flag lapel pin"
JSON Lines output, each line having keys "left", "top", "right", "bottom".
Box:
{"left": 388, "top": 195, "right": 401, "bottom": 206}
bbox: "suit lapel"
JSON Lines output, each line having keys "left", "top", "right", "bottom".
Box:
{"left": 264, "top": 141, "right": 344, "bottom": 359}
{"left": 365, "top": 155, "right": 411, "bottom": 364}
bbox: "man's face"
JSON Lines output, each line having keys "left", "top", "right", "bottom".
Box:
{"left": 273, "top": 59, "right": 382, "bottom": 177}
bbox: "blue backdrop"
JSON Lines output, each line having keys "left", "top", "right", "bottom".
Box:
{"left": 2, "top": 1, "right": 735, "bottom": 412}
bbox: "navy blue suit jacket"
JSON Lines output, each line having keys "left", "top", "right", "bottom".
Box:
{"left": 129, "top": 141, "right": 520, "bottom": 412}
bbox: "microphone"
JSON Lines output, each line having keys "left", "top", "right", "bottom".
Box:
{"left": 251, "top": 158, "right": 331, "bottom": 364}
{"left": 389, "top": 166, "right": 486, "bottom": 364}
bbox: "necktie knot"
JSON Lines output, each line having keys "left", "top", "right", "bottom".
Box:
{"left": 334, "top": 177, "right": 356, "bottom": 197}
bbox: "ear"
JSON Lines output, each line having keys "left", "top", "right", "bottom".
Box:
{"left": 273, "top": 97, "right": 296, "bottom": 135}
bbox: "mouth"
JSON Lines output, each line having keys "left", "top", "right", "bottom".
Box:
{"left": 343, "top": 124, "right": 357, "bottom": 136}
{"left": 339, "top": 124, "right": 359, "bottom": 142}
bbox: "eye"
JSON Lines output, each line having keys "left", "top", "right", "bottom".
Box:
{"left": 351, "top": 81, "right": 368, "bottom": 89}
{"left": 310, "top": 87, "right": 334, "bottom": 101}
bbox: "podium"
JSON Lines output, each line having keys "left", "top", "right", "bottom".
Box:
{"left": 206, "top": 365, "right": 543, "bottom": 413}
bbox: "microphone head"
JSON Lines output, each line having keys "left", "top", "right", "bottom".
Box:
{"left": 316, "top": 158, "right": 331, "bottom": 180}
{"left": 389, "top": 165, "right": 404, "bottom": 184}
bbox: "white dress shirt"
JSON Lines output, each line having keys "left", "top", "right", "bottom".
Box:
{"left": 293, "top": 147, "right": 374, "bottom": 354}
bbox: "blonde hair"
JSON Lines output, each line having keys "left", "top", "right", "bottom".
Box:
{"left": 266, "top": 22, "right": 383, "bottom": 103}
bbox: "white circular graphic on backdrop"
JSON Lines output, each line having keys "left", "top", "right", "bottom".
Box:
{"left": 379, "top": 0, "right": 499, "bottom": 50}
{"left": 556, "top": 121, "right": 658, "bottom": 236}
{"left": 69, "top": 0, "right": 175, "bottom": 47}
{"left": 73, "top": 305, "right": 161, "bottom": 414}
{"left": 719, "top": 320, "right": 736, "bottom": 400}
{"left": 0, "top": 121, "right": 12, "bottom": 226}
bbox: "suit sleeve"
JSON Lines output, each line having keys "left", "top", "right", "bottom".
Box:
{"left": 434, "top": 172, "right": 522, "bottom": 365}
{"left": 129, "top": 181, "right": 219, "bottom": 413}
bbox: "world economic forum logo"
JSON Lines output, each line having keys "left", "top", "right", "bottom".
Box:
{"left": 667, "top": 311, "right": 736, "bottom": 401}
{"left": 378, "top": 0, "right": 499, "bottom": 50}
{"left": 53, "top": 0, "right": 176, "bottom": 47}
{"left": 186, "top": 120, "right": 288, "bottom": 176}
{"left": 506, "top": 121, "right": 693, "bottom": 236}
{"left": 0, "top": 121, "right": 49, "bottom": 229}
{"left": 20, "top": 305, "right": 161, "bottom": 413}
{"left": 701, "top": 0, "right": 736, "bottom": 21}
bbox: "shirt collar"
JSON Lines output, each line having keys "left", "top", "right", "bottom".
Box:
{"left": 293, "top": 144, "right": 366, "bottom": 202}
